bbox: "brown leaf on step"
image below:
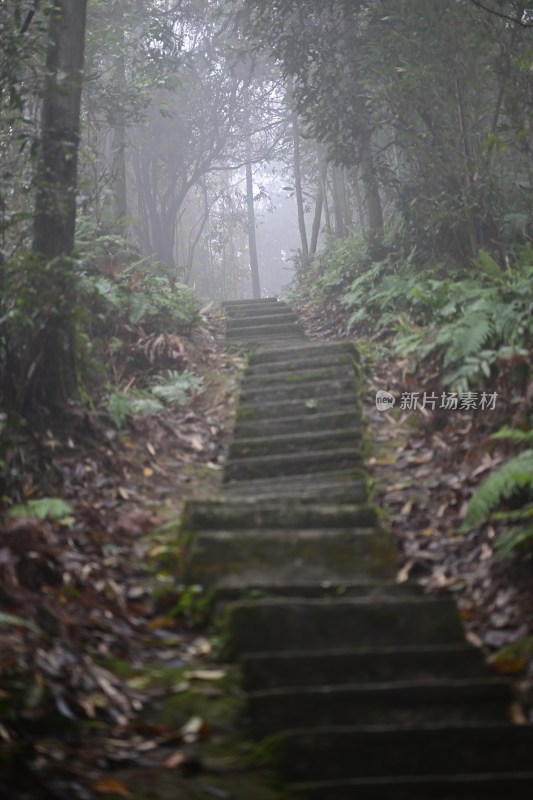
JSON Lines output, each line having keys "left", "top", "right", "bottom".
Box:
{"left": 186, "top": 669, "right": 226, "bottom": 681}
{"left": 180, "top": 715, "right": 209, "bottom": 744}
{"left": 510, "top": 702, "right": 528, "bottom": 725}
{"left": 94, "top": 777, "right": 131, "bottom": 796}
{"left": 490, "top": 657, "right": 526, "bottom": 673}
{"left": 396, "top": 561, "right": 413, "bottom": 583}
{"left": 165, "top": 750, "right": 186, "bottom": 769}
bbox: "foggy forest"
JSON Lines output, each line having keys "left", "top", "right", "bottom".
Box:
{"left": 1, "top": 1, "right": 533, "bottom": 798}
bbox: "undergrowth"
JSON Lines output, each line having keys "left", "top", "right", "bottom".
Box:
{"left": 293, "top": 231, "right": 533, "bottom": 564}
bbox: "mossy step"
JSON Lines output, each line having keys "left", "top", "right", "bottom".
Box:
{"left": 233, "top": 410, "right": 361, "bottom": 439}
{"left": 224, "top": 475, "right": 367, "bottom": 503}
{"left": 242, "top": 365, "right": 355, "bottom": 387}
{"left": 186, "top": 528, "right": 395, "bottom": 588}
{"left": 290, "top": 772, "right": 533, "bottom": 800}
{"left": 226, "top": 304, "right": 293, "bottom": 319}
{"left": 226, "top": 312, "right": 298, "bottom": 329}
{"left": 222, "top": 297, "right": 279, "bottom": 306}
{"left": 247, "top": 678, "right": 513, "bottom": 734}
{"left": 216, "top": 582, "right": 428, "bottom": 602}
{"left": 277, "top": 723, "right": 533, "bottom": 782}
{"left": 245, "top": 353, "right": 356, "bottom": 376}
{"left": 248, "top": 342, "right": 355, "bottom": 365}
{"left": 224, "top": 447, "right": 363, "bottom": 481}
{"left": 226, "top": 322, "right": 303, "bottom": 339}
{"left": 241, "top": 644, "right": 493, "bottom": 691}
{"left": 238, "top": 377, "right": 356, "bottom": 404}
{"left": 234, "top": 393, "right": 356, "bottom": 421}
{"left": 231, "top": 335, "right": 309, "bottom": 350}
{"left": 224, "top": 594, "right": 465, "bottom": 657}
{"left": 184, "top": 500, "right": 375, "bottom": 530}
{"left": 229, "top": 428, "right": 362, "bottom": 458}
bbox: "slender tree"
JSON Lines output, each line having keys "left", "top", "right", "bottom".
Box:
{"left": 31, "top": 0, "right": 87, "bottom": 406}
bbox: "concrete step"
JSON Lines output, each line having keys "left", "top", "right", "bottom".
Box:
{"left": 247, "top": 678, "right": 513, "bottom": 734}
{"left": 217, "top": 582, "right": 430, "bottom": 603}
{"left": 241, "top": 644, "right": 493, "bottom": 691}
{"left": 248, "top": 342, "right": 355, "bottom": 366}
{"left": 290, "top": 772, "right": 533, "bottom": 799}
{"left": 229, "top": 428, "right": 362, "bottom": 459}
{"left": 234, "top": 393, "right": 357, "bottom": 422}
{"left": 224, "top": 473, "right": 367, "bottom": 503}
{"left": 226, "top": 322, "right": 304, "bottom": 339}
{"left": 242, "top": 365, "right": 355, "bottom": 388}
{"left": 246, "top": 353, "right": 357, "bottom": 381}
{"left": 186, "top": 528, "right": 395, "bottom": 588}
{"left": 222, "top": 297, "right": 279, "bottom": 307}
{"left": 184, "top": 500, "right": 375, "bottom": 530}
{"left": 277, "top": 723, "right": 533, "bottom": 782}
{"left": 224, "top": 447, "right": 363, "bottom": 481}
{"left": 245, "top": 353, "right": 356, "bottom": 376}
{"left": 233, "top": 410, "right": 361, "bottom": 439}
{"left": 226, "top": 305, "right": 293, "bottom": 320}
{"left": 238, "top": 376, "right": 356, "bottom": 404}
{"left": 224, "top": 594, "right": 465, "bottom": 657}
{"left": 226, "top": 312, "right": 298, "bottom": 330}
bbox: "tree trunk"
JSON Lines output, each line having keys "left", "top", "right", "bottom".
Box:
{"left": 331, "top": 165, "right": 347, "bottom": 238}
{"left": 111, "top": 4, "right": 128, "bottom": 223}
{"left": 292, "top": 111, "right": 309, "bottom": 261}
{"left": 351, "top": 167, "right": 366, "bottom": 228}
{"left": 31, "top": 0, "right": 87, "bottom": 408}
{"left": 359, "top": 128, "right": 383, "bottom": 231}
{"left": 309, "top": 182, "right": 323, "bottom": 256}
{"left": 318, "top": 150, "right": 332, "bottom": 235}
{"left": 246, "top": 139, "right": 261, "bottom": 299}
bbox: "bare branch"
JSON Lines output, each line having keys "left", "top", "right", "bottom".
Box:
{"left": 470, "top": 0, "right": 533, "bottom": 27}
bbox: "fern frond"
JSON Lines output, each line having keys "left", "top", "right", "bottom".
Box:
{"left": 462, "top": 449, "right": 533, "bottom": 530}
{"left": 151, "top": 370, "right": 202, "bottom": 405}
{"left": 445, "top": 314, "right": 494, "bottom": 365}
{"left": 495, "top": 525, "right": 533, "bottom": 560}
{"left": 491, "top": 428, "right": 533, "bottom": 445}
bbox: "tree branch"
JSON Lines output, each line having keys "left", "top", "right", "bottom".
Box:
{"left": 470, "top": 0, "right": 533, "bottom": 27}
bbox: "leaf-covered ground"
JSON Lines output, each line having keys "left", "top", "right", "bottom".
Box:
{"left": 0, "top": 310, "right": 252, "bottom": 799}
{"left": 297, "top": 293, "right": 533, "bottom": 715}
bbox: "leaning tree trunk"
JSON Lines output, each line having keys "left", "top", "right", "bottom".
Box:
{"left": 246, "top": 139, "right": 261, "bottom": 299}
{"left": 309, "top": 182, "right": 323, "bottom": 256}
{"left": 31, "top": 0, "right": 87, "bottom": 408}
{"left": 292, "top": 111, "right": 309, "bottom": 262}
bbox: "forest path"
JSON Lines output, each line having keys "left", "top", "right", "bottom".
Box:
{"left": 183, "top": 297, "right": 533, "bottom": 798}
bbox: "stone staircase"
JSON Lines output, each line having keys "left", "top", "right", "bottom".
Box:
{"left": 184, "top": 297, "right": 533, "bottom": 798}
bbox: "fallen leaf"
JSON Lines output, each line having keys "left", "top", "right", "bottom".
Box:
{"left": 490, "top": 656, "right": 526, "bottom": 673}
{"left": 185, "top": 669, "right": 226, "bottom": 681}
{"left": 148, "top": 616, "right": 175, "bottom": 630}
{"left": 165, "top": 751, "right": 185, "bottom": 769}
{"left": 510, "top": 702, "right": 528, "bottom": 724}
{"left": 396, "top": 561, "right": 413, "bottom": 583}
{"left": 94, "top": 777, "right": 131, "bottom": 796}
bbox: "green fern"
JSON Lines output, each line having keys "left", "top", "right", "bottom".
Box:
{"left": 462, "top": 449, "right": 533, "bottom": 530}
{"left": 494, "top": 525, "right": 533, "bottom": 560}
{"left": 106, "top": 390, "right": 164, "bottom": 427}
{"left": 151, "top": 370, "right": 203, "bottom": 405}
{"left": 491, "top": 427, "right": 533, "bottom": 445}
{"left": 443, "top": 313, "right": 494, "bottom": 365}
{"left": 7, "top": 497, "right": 74, "bottom": 521}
